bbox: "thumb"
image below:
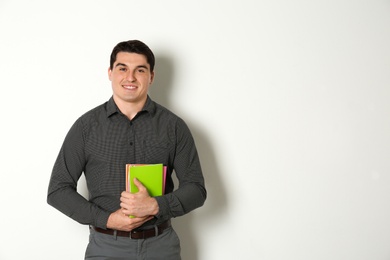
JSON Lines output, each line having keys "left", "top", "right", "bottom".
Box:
{"left": 133, "top": 178, "right": 146, "bottom": 191}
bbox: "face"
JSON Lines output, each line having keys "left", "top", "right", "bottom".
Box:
{"left": 108, "top": 52, "right": 154, "bottom": 106}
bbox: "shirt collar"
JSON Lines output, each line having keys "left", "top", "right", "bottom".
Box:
{"left": 106, "top": 95, "right": 156, "bottom": 118}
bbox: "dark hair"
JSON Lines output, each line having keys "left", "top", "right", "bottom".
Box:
{"left": 109, "top": 40, "right": 155, "bottom": 71}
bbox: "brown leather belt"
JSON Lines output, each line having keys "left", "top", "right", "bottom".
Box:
{"left": 93, "top": 220, "right": 171, "bottom": 239}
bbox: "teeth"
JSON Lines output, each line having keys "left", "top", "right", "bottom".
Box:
{"left": 123, "top": 85, "right": 136, "bottom": 89}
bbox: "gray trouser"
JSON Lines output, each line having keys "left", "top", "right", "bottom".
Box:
{"left": 85, "top": 226, "right": 181, "bottom": 260}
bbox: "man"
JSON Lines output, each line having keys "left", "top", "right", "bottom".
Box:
{"left": 47, "top": 40, "right": 207, "bottom": 259}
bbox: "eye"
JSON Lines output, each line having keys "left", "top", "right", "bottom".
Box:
{"left": 137, "top": 69, "right": 146, "bottom": 73}
{"left": 119, "top": 67, "right": 127, "bottom": 72}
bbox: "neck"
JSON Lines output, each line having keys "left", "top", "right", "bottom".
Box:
{"left": 113, "top": 96, "right": 147, "bottom": 120}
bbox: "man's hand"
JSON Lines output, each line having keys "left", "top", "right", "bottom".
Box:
{"left": 106, "top": 208, "right": 153, "bottom": 231}
{"left": 120, "top": 178, "right": 159, "bottom": 218}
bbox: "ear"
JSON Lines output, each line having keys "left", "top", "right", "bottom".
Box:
{"left": 149, "top": 71, "right": 155, "bottom": 85}
{"left": 108, "top": 67, "right": 112, "bottom": 81}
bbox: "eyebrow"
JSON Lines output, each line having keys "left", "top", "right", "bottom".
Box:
{"left": 115, "top": 63, "right": 127, "bottom": 68}
{"left": 114, "top": 63, "right": 149, "bottom": 70}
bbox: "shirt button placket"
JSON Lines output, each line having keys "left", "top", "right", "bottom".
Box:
{"left": 128, "top": 120, "right": 135, "bottom": 162}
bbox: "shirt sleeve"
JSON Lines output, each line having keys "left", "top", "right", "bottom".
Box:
{"left": 155, "top": 118, "right": 207, "bottom": 219}
{"left": 47, "top": 118, "right": 111, "bottom": 228}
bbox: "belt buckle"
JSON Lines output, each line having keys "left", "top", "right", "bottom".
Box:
{"left": 129, "top": 230, "right": 134, "bottom": 239}
{"left": 129, "top": 225, "right": 159, "bottom": 239}
{"left": 130, "top": 229, "right": 144, "bottom": 239}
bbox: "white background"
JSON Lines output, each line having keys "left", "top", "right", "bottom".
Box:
{"left": 1, "top": 0, "right": 390, "bottom": 259}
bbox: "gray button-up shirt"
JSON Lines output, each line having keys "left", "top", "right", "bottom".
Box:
{"left": 48, "top": 96, "right": 206, "bottom": 229}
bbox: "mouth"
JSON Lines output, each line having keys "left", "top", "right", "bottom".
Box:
{"left": 122, "top": 85, "right": 137, "bottom": 90}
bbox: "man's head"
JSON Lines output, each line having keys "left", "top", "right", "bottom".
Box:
{"left": 110, "top": 40, "right": 155, "bottom": 72}
{"left": 108, "top": 40, "right": 155, "bottom": 112}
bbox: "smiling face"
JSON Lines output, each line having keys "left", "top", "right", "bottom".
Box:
{"left": 108, "top": 51, "right": 154, "bottom": 109}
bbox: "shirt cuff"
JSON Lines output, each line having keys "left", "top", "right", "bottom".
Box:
{"left": 95, "top": 210, "right": 111, "bottom": 229}
{"left": 154, "top": 196, "right": 170, "bottom": 219}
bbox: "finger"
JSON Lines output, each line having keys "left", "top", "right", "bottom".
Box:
{"left": 121, "top": 191, "right": 131, "bottom": 198}
{"left": 133, "top": 178, "right": 146, "bottom": 192}
{"left": 130, "top": 215, "right": 154, "bottom": 224}
{"left": 120, "top": 201, "right": 129, "bottom": 211}
{"left": 121, "top": 207, "right": 135, "bottom": 217}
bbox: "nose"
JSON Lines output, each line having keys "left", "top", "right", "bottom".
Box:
{"left": 126, "top": 71, "right": 136, "bottom": 82}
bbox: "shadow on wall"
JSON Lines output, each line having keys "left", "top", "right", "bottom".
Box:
{"left": 149, "top": 54, "right": 175, "bottom": 106}
{"left": 150, "top": 55, "right": 227, "bottom": 260}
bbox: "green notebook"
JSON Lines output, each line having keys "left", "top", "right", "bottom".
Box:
{"left": 128, "top": 164, "right": 163, "bottom": 196}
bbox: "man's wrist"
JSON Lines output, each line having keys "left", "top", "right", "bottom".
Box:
{"left": 150, "top": 197, "right": 159, "bottom": 216}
